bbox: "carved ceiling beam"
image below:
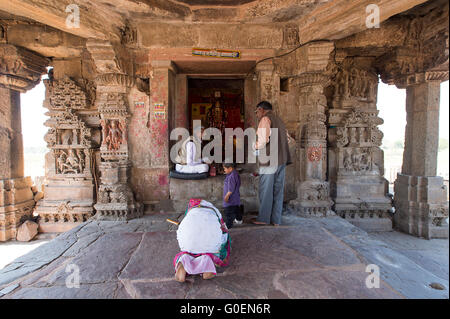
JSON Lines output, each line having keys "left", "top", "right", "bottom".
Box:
{"left": 298, "top": 0, "right": 428, "bottom": 43}
{"left": 0, "top": 0, "right": 116, "bottom": 40}
{"left": 375, "top": 3, "right": 449, "bottom": 88}
{"left": 0, "top": 43, "right": 49, "bottom": 92}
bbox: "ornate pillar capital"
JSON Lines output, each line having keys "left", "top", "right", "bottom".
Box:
{"left": 0, "top": 44, "right": 49, "bottom": 92}
{"left": 375, "top": 5, "right": 449, "bottom": 89}
{"left": 291, "top": 72, "right": 329, "bottom": 89}
{"left": 376, "top": 47, "right": 449, "bottom": 88}
{"left": 294, "top": 41, "right": 335, "bottom": 75}
{"left": 331, "top": 56, "right": 378, "bottom": 110}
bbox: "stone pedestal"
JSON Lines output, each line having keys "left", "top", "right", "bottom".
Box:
{"left": 35, "top": 178, "right": 95, "bottom": 233}
{"left": 94, "top": 161, "right": 142, "bottom": 220}
{"left": 0, "top": 177, "right": 35, "bottom": 241}
{"left": 394, "top": 175, "right": 448, "bottom": 239}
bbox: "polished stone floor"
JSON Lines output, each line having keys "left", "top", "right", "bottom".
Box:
{"left": 0, "top": 214, "right": 448, "bottom": 299}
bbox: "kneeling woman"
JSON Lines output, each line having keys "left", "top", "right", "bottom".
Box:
{"left": 174, "top": 199, "right": 231, "bottom": 281}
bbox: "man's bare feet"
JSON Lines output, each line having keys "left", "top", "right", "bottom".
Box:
{"left": 202, "top": 272, "right": 216, "bottom": 280}
{"left": 175, "top": 263, "right": 186, "bottom": 282}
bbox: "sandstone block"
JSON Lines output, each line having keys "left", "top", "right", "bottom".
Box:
{"left": 16, "top": 220, "right": 38, "bottom": 242}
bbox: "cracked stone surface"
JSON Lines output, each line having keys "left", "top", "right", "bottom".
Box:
{"left": 0, "top": 215, "right": 448, "bottom": 299}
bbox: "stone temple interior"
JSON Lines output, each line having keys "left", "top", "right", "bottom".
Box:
{"left": 0, "top": 0, "right": 449, "bottom": 242}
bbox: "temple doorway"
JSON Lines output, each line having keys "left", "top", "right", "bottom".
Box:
{"left": 187, "top": 77, "right": 246, "bottom": 170}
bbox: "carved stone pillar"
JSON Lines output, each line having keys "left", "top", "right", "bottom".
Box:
{"left": 393, "top": 72, "right": 448, "bottom": 239}
{"left": 0, "top": 88, "right": 34, "bottom": 241}
{"left": 255, "top": 62, "right": 280, "bottom": 110}
{"left": 376, "top": 6, "right": 449, "bottom": 238}
{"left": 287, "top": 42, "right": 334, "bottom": 217}
{"left": 87, "top": 40, "right": 143, "bottom": 220}
{"left": 94, "top": 76, "right": 142, "bottom": 220}
{"left": 328, "top": 56, "right": 392, "bottom": 231}
{"left": 0, "top": 44, "right": 48, "bottom": 241}
{"left": 147, "top": 61, "right": 174, "bottom": 207}
{"left": 35, "top": 77, "right": 97, "bottom": 232}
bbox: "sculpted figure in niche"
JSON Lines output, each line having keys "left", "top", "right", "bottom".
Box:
{"left": 98, "top": 188, "right": 111, "bottom": 203}
{"left": 360, "top": 149, "right": 371, "bottom": 171}
{"left": 65, "top": 149, "right": 82, "bottom": 173}
{"left": 105, "top": 120, "right": 124, "bottom": 151}
{"left": 336, "top": 127, "right": 348, "bottom": 147}
{"left": 349, "top": 127, "right": 357, "bottom": 144}
{"left": 358, "top": 127, "right": 365, "bottom": 143}
{"left": 57, "top": 149, "right": 82, "bottom": 174}
{"left": 317, "top": 183, "right": 328, "bottom": 201}
{"left": 57, "top": 150, "right": 67, "bottom": 173}
{"left": 72, "top": 129, "right": 78, "bottom": 145}
{"left": 343, "top": 149, "right": 352, "bottom": 170}
{"left": 60, "top": 130, "right": 72, "bottom": 145}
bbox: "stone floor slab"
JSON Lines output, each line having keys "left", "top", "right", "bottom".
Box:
{"left": 0, "top": 215, "right": 448, "bottom": 299}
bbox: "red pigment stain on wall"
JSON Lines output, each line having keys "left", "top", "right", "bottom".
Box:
{"left": 158, "top": 174, "right": 168, "bottom": 186}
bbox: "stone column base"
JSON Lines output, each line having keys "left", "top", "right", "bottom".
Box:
{"left": 336, "top": 209, "right": 393, "bottom": 232}
{"left": 93, "top": 202, "right": 143, "bottom": 221}
{"left": 35, "top": 179, "right": 95, "bottom": 233}
{"left": 331, "top": 174, "right": 393, "bottom": 231}
{"left": 94, "top": 161, "right": 144, "bottom": 221}
{"left": 35, "top": 201, "right": 94, "bottom": 233}
{"left": 394, "top": 174, "right": 448, "bottom": 239}
{"left": 287, "top": 181, "right": 334, "bottom": 217}
{"left": 0, "top": 177, "right": 35, "bottom": 241}
{"left": 334, "top": 198, "right": 393, "bottom": 232}
{"left": 287, "top": 199, "right": 335, "bottom": 217}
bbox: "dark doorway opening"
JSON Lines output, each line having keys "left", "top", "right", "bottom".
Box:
{"left": 187, "top": 78, "right": 245, "bottom": 133}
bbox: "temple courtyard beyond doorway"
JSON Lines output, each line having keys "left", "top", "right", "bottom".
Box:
{"left": 0, "top": 214, "right": 447, "bottom": 299}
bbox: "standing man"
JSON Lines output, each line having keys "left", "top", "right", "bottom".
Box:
{"left": 252, "top": 101, "right": 292, "bottom": 226}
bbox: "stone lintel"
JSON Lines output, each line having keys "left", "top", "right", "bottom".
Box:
{"left": 151, "top": 60, "right": 177, "bottom": 74}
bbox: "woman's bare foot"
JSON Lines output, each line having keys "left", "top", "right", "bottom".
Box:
{"left": 175, "top": 263, "right": 186, "bottom": 282}
{"left": 250, "top": 218, "right": 268, "bottom": 225}
{"left": 202, "top": 272, "right": 216, "bottom": 280}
